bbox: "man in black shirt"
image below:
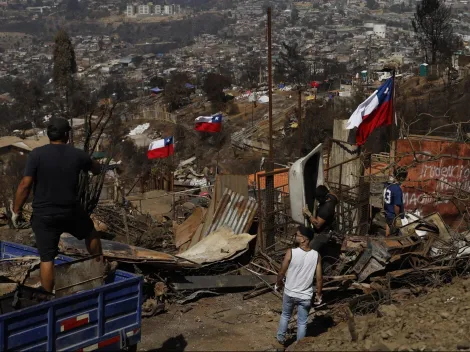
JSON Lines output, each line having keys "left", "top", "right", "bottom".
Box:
{"left": 303, "top": 185, "right": 338, "bottom": 252}
{"left": 12, "top": 117, "right": 103, "bottom": 292}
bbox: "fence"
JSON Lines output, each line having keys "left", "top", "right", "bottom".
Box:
{"left": 324, "top": 151, "right": 372, "bottom": 236}
{"left": 99, "top": 174, "right": 172, "bottom": 202}
{"left": 255, "top": 168, "right": 296, "bottom": 260}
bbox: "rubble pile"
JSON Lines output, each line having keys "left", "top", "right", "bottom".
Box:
{"left": 315, "top": 213, "right": 470, "bottom": 300}
{"left": 173, "top": 156, "right": 209, "bottom": 187}
{"left": 93, "top": 204, "right": 175, "bottom": 252}
{"left": 289, "top": 277, "right": 470, "bottom": 351}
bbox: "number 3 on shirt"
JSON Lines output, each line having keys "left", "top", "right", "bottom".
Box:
{"left": 384, "top": 189, "right": 392, "bottom": 204}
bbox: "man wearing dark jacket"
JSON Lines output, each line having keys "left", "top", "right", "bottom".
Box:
{"left": 12, "top": 117, "right": 103, "bottom": 292}
{"left": 303, "top": 185, "right": 338, "bottom": 253}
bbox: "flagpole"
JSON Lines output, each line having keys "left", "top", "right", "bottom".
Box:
{"left": 390, "top": 70, "right": 396, "bottom": 174}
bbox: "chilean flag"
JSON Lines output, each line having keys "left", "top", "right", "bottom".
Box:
{"left": 346, "top": 77, "right": 394, "bottom": 146}
{"left": 147, "top": 137, "right": 174, "bottom": 159}
{"left": 194, "top": 113, "right": 222, "bottom": 133}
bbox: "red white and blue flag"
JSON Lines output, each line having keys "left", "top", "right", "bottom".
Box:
{"left": 346, "top": 77, "right": 394, "bottom": 146}
{"left": 147, "top": 136, "right": 174, "bottom": 159}
{"left": 194, "top": 113, "right": 223, "bottom": 133}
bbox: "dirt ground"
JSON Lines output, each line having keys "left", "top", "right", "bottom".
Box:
{"left": 138, "top": 291, "right": 291, "bottom": 352}
{"left": 289, "top": 277, "right": 470, "bottom": 352}
{"left": 3, "top": 226, "right": 470, "bottom": 351}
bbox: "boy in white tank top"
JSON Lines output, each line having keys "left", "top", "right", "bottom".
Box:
{"left": 275, "top": 225, "right": 323, "bottom": 346}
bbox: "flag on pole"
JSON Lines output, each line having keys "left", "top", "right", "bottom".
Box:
{"left": 194, "top": 113, "right": 223, "bottom": 133}
{"left": 346, "top": 77, "right": 394, "bottom": 146}
{"left": 147, "top": 136, "right": 174, "bottom": 159}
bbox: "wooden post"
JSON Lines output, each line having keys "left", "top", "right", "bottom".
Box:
{"left": 328, "top": 119, "right": 364, "bottom": 234}
{"left": 122, "top": 208, "right": 130, "bottom": 244}
{"left": 298, "top": 89, "right": 302, "bottom": 158}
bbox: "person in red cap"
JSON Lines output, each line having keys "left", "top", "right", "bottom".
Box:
{"left": 11, "top": 117, "right": 104, "bottom": 292}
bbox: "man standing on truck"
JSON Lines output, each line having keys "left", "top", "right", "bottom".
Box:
{"left": 383, "top": 169, "right": 408, "bottom": 236}
{"left": 303, "top": 185, "right": 338, "bottom": 253}
{"left": 275, "top": 225, "right": 322, "bottom": 346}
{"left": 11, "top": 117, "right": 103, "bottom": 292}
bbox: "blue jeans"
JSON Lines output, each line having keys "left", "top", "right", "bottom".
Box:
{"left": 277, "top": 293, "right": 311, "bottom": 343}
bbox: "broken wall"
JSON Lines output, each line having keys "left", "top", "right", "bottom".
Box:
{"left": 397, "top": 138, "right": 470, "bottom": 227}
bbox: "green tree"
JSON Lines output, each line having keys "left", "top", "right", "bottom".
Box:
{"left": 412, "top": 0, "right": 453, "bottom": 64}
{"left": 53, "top": 29, "right": 77, "bottom": 94}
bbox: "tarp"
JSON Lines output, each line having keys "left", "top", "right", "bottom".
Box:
{"left": 185, "top": 83, "right": 195, "bottom": 89}
{"left": 151, "top": 87, "right": 163, "bottom": 94}
{"left": 178, "top": 226, "right": 256, "bottom": 264}
{"left": 258, "top": 95, "right": 269, "bottom": 103}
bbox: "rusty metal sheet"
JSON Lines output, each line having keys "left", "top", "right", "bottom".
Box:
{"left": 59, "top": 234, "right": 195, "bottom": 267}
{"left": 205, "top": 188, "right": 258, "bottom": 236}
{"left": 55, "top": 256, "right": 105, "bottom": 298}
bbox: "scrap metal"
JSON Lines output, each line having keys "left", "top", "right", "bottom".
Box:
{"left": 205, "top": 188, "right": 258, "bottom": 237}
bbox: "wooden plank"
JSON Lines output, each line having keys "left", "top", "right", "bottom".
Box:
{"left": 174, "top": 207, "right": 206, "bottom": 248}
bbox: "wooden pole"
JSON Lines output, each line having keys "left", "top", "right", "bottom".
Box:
{"left": 298, "top": 88, "right": 302, "bottom": 157}
{"left": 265, "top": 7, "right": 275, "bottom": 250}
{"left": 267, "top": 7, "right": 273, "bottom": 162}
{"left": 389, "top": 70, "right": 396, "bottom": 173}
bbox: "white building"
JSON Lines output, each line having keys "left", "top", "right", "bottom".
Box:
{"left": 163, "top": 4, "right": 172, "bottom": 15}
{"left": 155, "top": 5, "right": 161, "bottom": 14}
{"left": 373, "top": 24, "right": 386, "bottom": 39}
{"left": 138, "top": 5, "right": 150, "bottom": 15}
{"left": 126, "top": 5, "right": 135, "bottom": 16}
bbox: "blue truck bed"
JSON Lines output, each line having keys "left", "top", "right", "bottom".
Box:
{"left": 0, "top": 241, "right": 143, "bottom": 352}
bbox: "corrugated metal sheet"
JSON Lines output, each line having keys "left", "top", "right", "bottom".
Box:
{"left": 205, "top": 188, "right": 258, "bottom": 236}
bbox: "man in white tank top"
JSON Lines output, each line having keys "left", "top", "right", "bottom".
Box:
{"left": 275, "top": 225, "right": 323, "bottom": 345}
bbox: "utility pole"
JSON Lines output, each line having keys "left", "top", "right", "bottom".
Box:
{"left": 267, "top": 7, "right": 273, "bottom": 163}
{"left": 263, "top": 7, "right": 275, "bottom": 251}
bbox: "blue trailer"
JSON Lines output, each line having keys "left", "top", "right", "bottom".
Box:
{"left": 0, "top": 241, "right": 143, "bottom": 352}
